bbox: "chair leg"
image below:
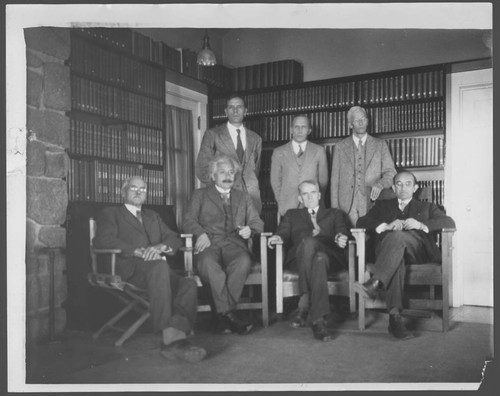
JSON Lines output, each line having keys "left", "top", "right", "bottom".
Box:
{"left": 93, "top": 300, "right": 140, "bottom": 340}
{"left": 114, "top": 311, "right": 151, "bottom": 347}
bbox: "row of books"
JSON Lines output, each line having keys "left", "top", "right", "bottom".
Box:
{"left": 74, "top": 27, "right": 133, "bottom": 52}
{"left": 280, "top": 69, "right": 445, "bottom": 111}
{"left": 324, "top": 135, "right": 444, "bottom": 168}
{"left": 71, "top": 76, "right": 164, "bottom": 128}
{"left": 418, "top": 180, "right": 445, "bottom": 207}
{"left": 68, "top": 158, "right": 165, "bottom": 205}
{"left": 231, "top": 60, "right": 304, "bottom": 92}
{"left": 244, "top": 103, "right": 443, "bottom": 143}
{"left": 211, "top": 69, "right": 445, "bottom": 119}
{"left": 69, "top": 119, "right": 164, "bottom": 165}
{"left": 211, "top": 91, "right": 281, "bottom": 120}
{"left": 365, "top": 101, "right": 444, "bottom": 134}
{"left": 71, "top": 37, "right": 164, "bottom": 98}
{"left": 74, "top": 28, "right": 303, "bottom": 92}
{"left": 385, "top": 136, "right": 444, "bottom": 168}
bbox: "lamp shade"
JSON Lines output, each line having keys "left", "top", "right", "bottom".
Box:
{"left": 197, "top": 33, "right": 217, "bottom": 66}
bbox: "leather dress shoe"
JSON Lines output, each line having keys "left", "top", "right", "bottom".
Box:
{"left": 223, "top": 311, "right": 253, "bottom": 335}
{"left": 290, "top": 309, "right": 308, "bottom": 328}
{"left": 388, "top": 313, "right": 415, "bottom": 340}
{"left": 312, "top": 318, "right": 332, "bottom": 342}
{"left": 355, "top": 278, "right": 379, "bottom": 300}
{"left": 160, "top": 339, "right": 207, "bottom": 363}
{"left": 215, "top": 314, "right": 233, "bottom": 334}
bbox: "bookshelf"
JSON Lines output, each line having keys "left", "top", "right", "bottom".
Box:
{"left": 68, "top": 30, "right": 167, "bottom": 206}
{"left": 209, "top": 64, "right": 447, "bottom": 227}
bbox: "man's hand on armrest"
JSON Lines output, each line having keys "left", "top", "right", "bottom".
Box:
{"left": 267, "top": 235, "right": 283, "bottom": 249}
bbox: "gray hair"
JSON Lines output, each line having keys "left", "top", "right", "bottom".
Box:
{"left": 121, "top": 176, "right": 146, "bottom": 195}
{"left": 209, "top": 154, "right": 241, "bottom": 180}
{"left": 347, "top": 106, "right": 367, "bottom": 125}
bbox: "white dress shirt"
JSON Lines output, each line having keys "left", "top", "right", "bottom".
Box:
{"left": 227, "top": 122, "right": 247, "bottom": 151}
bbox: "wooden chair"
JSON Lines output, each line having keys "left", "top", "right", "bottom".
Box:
{"left": 183, "top": 233, "right": 271, "bottom": 328}
{"left": 88, "top": 218, "right": 191, "bottom": 346}
{"left": 351, "top": 227, "right": 456, "bottom": 332}
{"left": 274, "top": 240, "right": 357, "bottom": 319}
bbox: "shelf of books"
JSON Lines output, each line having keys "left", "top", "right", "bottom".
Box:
{"left": 68, "top": 30, "right": 166, "bottom": 206}
{"left": 210, "top": 64, "right": 447, "bottom": 227}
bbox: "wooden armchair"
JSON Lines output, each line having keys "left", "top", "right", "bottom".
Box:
{"left": 351, "top": 227, "right": 456, "bottom": 332}
{"left": 274, "top": 239, "right": 357, "bottom": 319}
{"left": 182, "top": 233, "right": 271, "bottom": 328}
{"left": 88, "top": 218, "right": 191, "bottom": 346}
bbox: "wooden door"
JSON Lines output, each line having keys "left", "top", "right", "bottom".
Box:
{"left": 446, "top": 68, "right": 493, "bottom": 307}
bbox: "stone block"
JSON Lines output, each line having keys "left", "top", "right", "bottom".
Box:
{"left": 27, "top": 69, "right": 43, "bottom": 108}
{"left": 26, "top": 50, "right": 44, "bottom": 69}
{"left": 25, "top": 27, "right": 70, "bottom": 61}
{"left": 27, "top": 177, "right": 68, "bottom": 225}
{"left": 27, "top": 140, "right": 46, "bottom": 176}
{"left": 26, "top": 273, "right": 43, "bottom": 315}
{"left": 43, "top": 63, "right": 70, "bottom": 111}
{"left": 27, "top": 107, "right": 70, "bottom": 148}
{"left": 26, "top": 308, "right": 66, "bottom": 344}
{"left": 45, "top": 149, "right": 69, "bottom": 178}
{"left": 26, "top": 219, "right": 41, "bottom": 255}
{"left": 38, "top": 226, "right": 66, "bottom": 249}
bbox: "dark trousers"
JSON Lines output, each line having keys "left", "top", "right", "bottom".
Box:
{"left": 294, "top": 236, "right": 345, "bottom": 323}
{"left": 372, "top": 230, "right": 429, "bottom": 311}
{"left": 195, "top": 240, "right": 252, "bottom": 314}
{"left": 127, "top": 258, "right": 198, "bottom": 335}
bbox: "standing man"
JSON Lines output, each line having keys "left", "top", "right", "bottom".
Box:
{"left": 268, "top": 180, "right": 349, "bottom": 342}
{"left": 196, "top": 95, "right": 262, "bottom": 213}
{"left": 94, "top": 176, "right": 206, "bottom": 363}
{"left": 184, "top": 155, "right": 264, "bottom": 335}
{"left": 330, "top": 106, "right": 396, "bottom": 227}
{"left": 270, "top": 114, "right": 329, "bottom": 217}
{"left": 354, "top": 171, "right": 456, "bottom": 340}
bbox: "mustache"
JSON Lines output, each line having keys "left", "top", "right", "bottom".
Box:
{"left": 222, "top": 179, "right": 233, "bottom": 183}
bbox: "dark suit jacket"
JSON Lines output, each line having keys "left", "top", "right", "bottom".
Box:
{"left": 356, "top": 198, "right": 456, "bottom": 262}
{"left": 275, "top": 207, "right": 349, "bottom": 269}
{"left": 93, "top": 205, "right": 182, "bottom": 279}
{"left": 183, "top": 185, "right": 264, "bottom": 251}
{"left": 195, "top": 123, "right": 262, "bottom": 212}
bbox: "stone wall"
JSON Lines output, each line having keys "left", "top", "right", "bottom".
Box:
{"left": 25, "top": 27, "right": 70, "bottom": 344}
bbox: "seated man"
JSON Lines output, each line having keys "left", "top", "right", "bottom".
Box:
{"left": 354, "top": 171, "right": 456, "bottom": 340}
{"left": 94, "top": 176, "right": 206, "bottom": 363}
{"left": 183, "top": 154, "right": 264, "bottom": 335}
{"left": 268, "top": 180, "right": 349, "bottom": 342}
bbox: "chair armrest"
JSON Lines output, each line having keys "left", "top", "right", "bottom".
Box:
{"left": 93, "top": 248, "right": 122, "bottom": 254}
{"left": 90, "top": 248, "right": 122, "bottom": 275}
{"left": 180, "top": 234, "right": 194, "bottom": 277}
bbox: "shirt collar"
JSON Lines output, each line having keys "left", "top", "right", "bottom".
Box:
{"left": 215, "top": 185, "right": 231, "bottom": 195}
{"left": 308, "top": 206, "right": 320, "bottom": 214}
{"left": 353, "top": 134, "right": 367, "bottom": 147}
{"left": 398, "top": 198, "right": 412, "bottom": 206}
{"left": 227, "top": 122, "right": 245, "bottom": 135}
{"left": 292, "top": 140, "right": 307, "bottom": 153}
{"left": 125, "top": 203, "right": 141, "bottom": 215}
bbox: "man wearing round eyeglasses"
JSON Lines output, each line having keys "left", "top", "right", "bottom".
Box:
{"left": 94, "top": 176, "right": 206, "bottom": 363}
{"left": 330, "top": 106, "right": 397, "bottom": 227}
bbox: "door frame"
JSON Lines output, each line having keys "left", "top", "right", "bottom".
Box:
{"left": 165, "top": 81, "right": 208, "bottom": 189}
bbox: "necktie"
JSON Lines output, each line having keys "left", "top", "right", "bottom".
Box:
{"left": 297, "top": 144, "right": 304, "bottom": 158}
{"left": 357, "top": 140, "right": 364, "bottom": 153}
{"left": 309, "top": 209, "right": 320, "bottom": 235}
{"left": 136, "top": 210, "right": 143, "bottom": 224}
{"left": 236, "top": 129, "right": 244, "bottom": 163}
{"left": 399, "top": 201, "right": 407, "bottom": 212}
{"left": 220, "top": 193, "right": 230, "bottom": 205}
